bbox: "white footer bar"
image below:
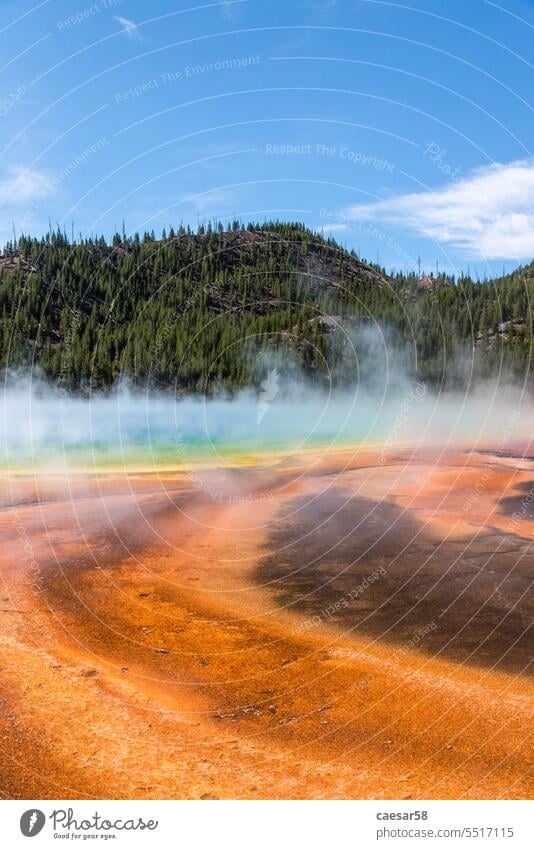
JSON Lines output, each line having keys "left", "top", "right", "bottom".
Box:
{"left": 1, "top": 800, "right": 532, "bottom": 848}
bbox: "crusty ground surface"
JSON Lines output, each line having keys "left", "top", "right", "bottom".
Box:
{"left": 0, "top": 446, "right": 532, "bottom": 799}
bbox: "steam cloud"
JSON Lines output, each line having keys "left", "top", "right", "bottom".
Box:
{"left": 1, "top": 368, "right": 532, "bottom": 472}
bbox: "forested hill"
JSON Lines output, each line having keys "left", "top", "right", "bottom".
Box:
{"left": 1, "top": 221, "right": 533, "bottom": 393}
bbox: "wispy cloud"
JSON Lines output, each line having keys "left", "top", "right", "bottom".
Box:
{"left": 114, "top": 16, "right": 143, "bottom": 41}
{"left": 343, "top": 160, "right": 534, "bottom": 260}
{"left": 0, "top": 167, "right": 53, "bottom": 205}
{"left": 185, "top": 188, "right": 238, "bottom": 214}
{"left": 217, "top": 0, "right": 245, "bottom": 20}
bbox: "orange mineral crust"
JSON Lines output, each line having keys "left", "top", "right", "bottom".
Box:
{"left": 0, "top": 446, "right": 532, "bottom": 799}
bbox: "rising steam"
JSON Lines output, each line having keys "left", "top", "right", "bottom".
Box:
{"left": 1, "top": 366, "right": 532, "bottom": 473}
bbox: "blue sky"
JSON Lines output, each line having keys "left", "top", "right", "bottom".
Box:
{"left": 1, "top": 0, "right": 533, "bottom": 276}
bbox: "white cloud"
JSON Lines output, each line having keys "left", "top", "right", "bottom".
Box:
{"left": 343, "top": 160, "right": 534, "bottom": 260}
{"left": 114, "top": 16, "right": 143, "bottom": 41}
{"left": 0, "top": 167, "right": 54, "bottom": 205}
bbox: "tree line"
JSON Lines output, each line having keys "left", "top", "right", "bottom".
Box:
{"left": 1, "top": 221, "right": 532, "bottom": 393}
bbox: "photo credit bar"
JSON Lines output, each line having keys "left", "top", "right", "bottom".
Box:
{"left": 1, "top": 800, "right": 532, "bottom": 847}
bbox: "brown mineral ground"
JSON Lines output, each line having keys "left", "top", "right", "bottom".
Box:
{"left": 0, "top": 446, "right": 532, "bottom": 799}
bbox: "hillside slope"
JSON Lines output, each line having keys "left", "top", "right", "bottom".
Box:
{"left": 0, "top": 222, "right": 532, "bottom": 391}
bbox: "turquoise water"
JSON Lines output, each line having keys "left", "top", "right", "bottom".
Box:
{"left": 2, "top": 433, "right": 347, "bottom": 473}
{"left": 3, "top": 382, "right": 528, "bottom": 473}
{"left": 1, "top": 388, "right": 367, "bottom": 471}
